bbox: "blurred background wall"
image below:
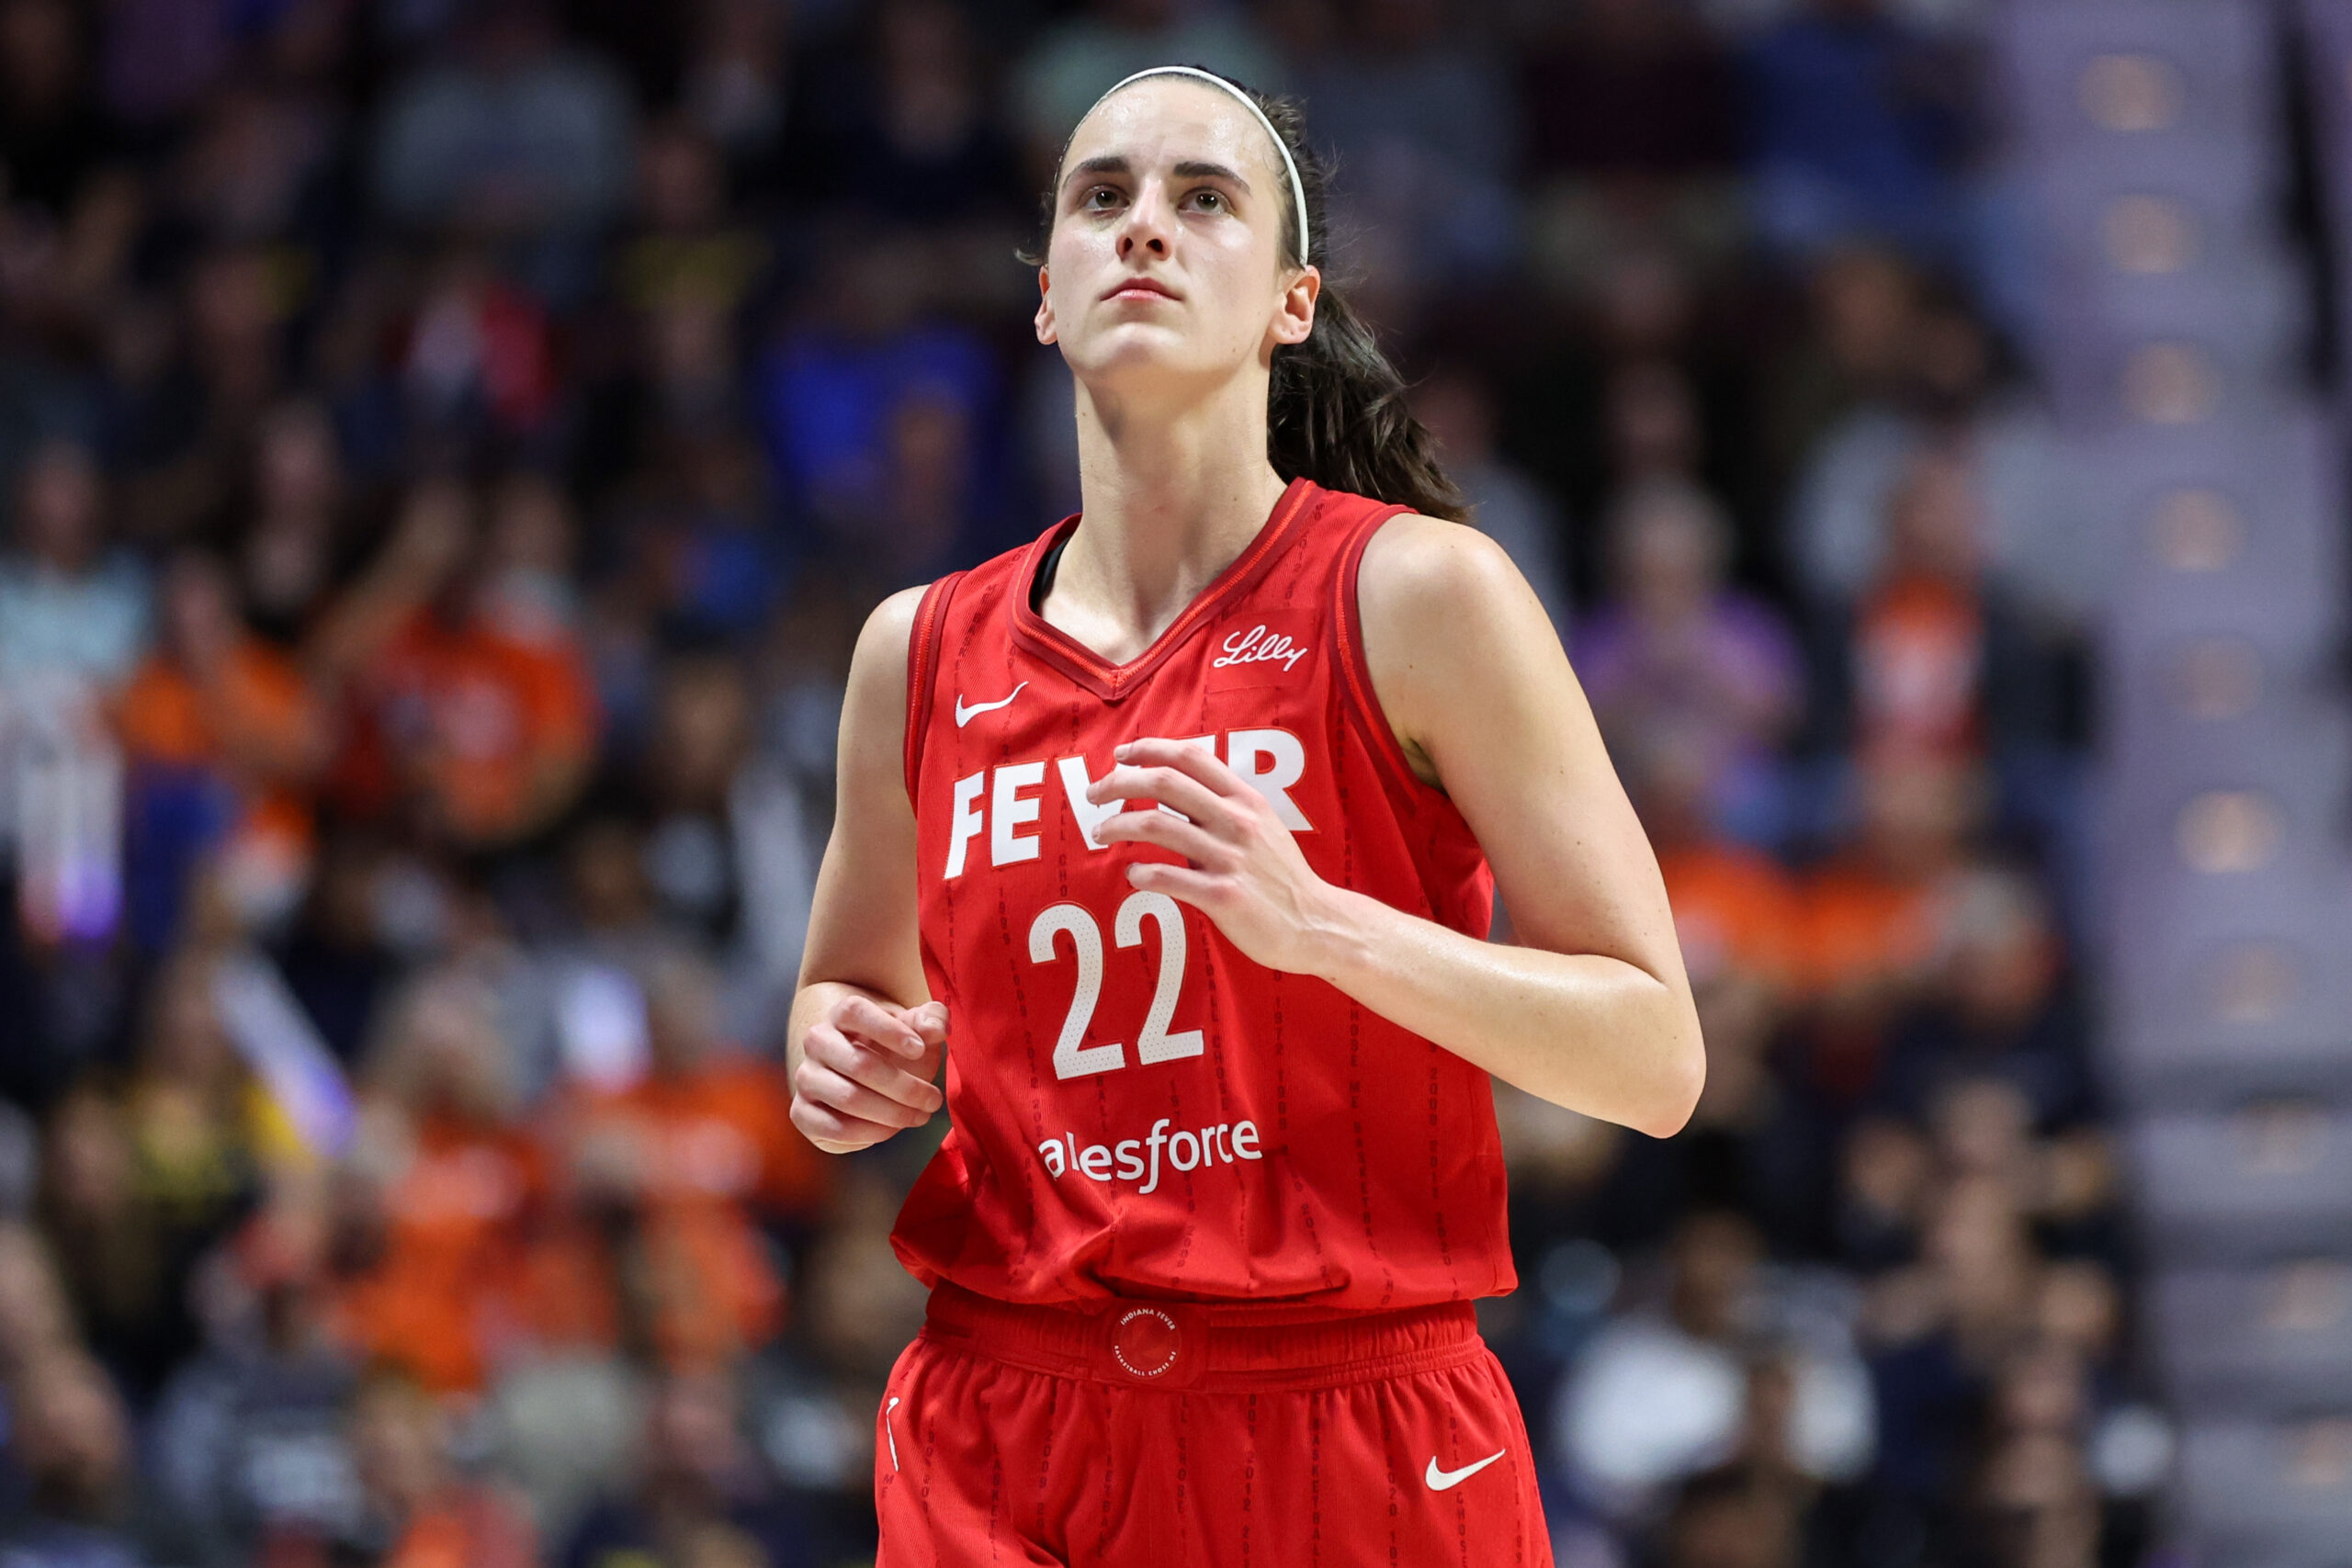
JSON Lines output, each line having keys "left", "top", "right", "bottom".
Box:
{"left": 0, "top": 0, "right": 2345, "bottom": 1563}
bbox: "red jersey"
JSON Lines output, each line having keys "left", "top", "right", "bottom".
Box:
{"left": 892, "top": 478, "right": 1514, "bottom": 1310}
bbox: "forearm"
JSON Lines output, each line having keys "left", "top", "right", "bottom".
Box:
{"left": 1301, "top": 886, "right": 1704, "bottom": 1139}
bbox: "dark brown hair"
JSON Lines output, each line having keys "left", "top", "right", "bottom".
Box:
{"left": 1024, "top": 73, "right": 1467, "bottom": 523}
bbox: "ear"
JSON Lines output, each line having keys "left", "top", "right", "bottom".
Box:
{"left": 1035, "top": 266, "right": 1057, "bottom": 345}
{"left": 1270, "top": 265, "right": 1320, "bottom": 348}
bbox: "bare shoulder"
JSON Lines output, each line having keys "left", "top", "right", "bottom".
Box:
{"left": 1356, "top": 513, "right": 1557, "bottom": 697}
{"left": 1354, "top": 512, "right": 1526, "bottom": 636}
{"left": 850, "top": 584, "right": 930, "bottom": 690}
{"left": 837, "top": 584, "right": 933, "bottom": 791}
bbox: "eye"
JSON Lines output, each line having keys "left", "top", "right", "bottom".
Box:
{"left": 1187, "top": 189, "right": 1227, "bottom": 213}
{"left": 1080, "top": 186, "right": 1125, "bottom": 212}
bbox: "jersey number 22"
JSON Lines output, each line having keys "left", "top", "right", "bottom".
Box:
{"left": 1028, "top": 893, "right": 1202, "bottom": 1079}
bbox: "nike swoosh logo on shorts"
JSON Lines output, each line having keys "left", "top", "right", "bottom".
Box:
{"left": 955, "top": 682, "right": 1027, "bottom": 727}
{"left": 1424, "top": 1450, "right": 1506, "bottom": 1491}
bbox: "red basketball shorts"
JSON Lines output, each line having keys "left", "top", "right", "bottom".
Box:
{"left": 873, "top": 1283, "right": 1554, "bottom": 1568}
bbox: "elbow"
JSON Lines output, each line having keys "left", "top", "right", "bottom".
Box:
{"left": 1633, "top": 1025, "right": 1707, "bottom": 1141}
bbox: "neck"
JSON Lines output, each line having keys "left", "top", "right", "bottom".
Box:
{"left": 1054, "top": 370, "right": 1291, "bottom": 654}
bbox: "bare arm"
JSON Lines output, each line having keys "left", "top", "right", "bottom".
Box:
{"left": 1092, "top": 518, "right": 1703, "bottom": 1139}
{"left": 785, "top": 587, "right": 948, "bottom": 1155}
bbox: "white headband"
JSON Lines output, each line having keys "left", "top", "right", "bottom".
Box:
{"left": 1092, "top": 65, "right": 1310, "bottom": 265}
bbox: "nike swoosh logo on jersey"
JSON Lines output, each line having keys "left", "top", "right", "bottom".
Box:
{"left": 956, "top": 682, "right": 1027, "bottom": 727}
{"left": 1424, "top": 1450, "right": 1506, "bottom": 1492}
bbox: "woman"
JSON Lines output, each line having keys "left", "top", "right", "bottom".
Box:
{"left": 787, "top": 66, "right": 1704, "bottom": 1565}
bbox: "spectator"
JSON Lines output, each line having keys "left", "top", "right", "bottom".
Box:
{"left": 0, "top": 439, "right": 149, "bottom": 707}
{"left": 43, "top": 955, "right": 297, "bottom": 1404}
{"left": 1522, "top": 0, "right": 1743, "bottom": 289}
{"left": 0, "top": 0, "right": 115, "bottom": 226}
{"left": 1290, "top": 0, "right": 1517, "bottom": 316}
{"left": 372, "top": 0, "right": 634, "bottom": 242}
{"left": 272, "top": 829, "right": 401, "bottom": 1069}
{"left": 1576, "top": 479, "right": 1803, "bottom": 846}
{"left": 556, "top": 954, "right": 804, "bottom": 1371}
{"left": 1840, "top": 449, "right": 2072, "bottom": 769}
{"left": 115, "top": 246, "right": 290, "bottom": 548}
{"left": 617, "top": 118, "right": 769, "bottom": 330}
{"left": 397, "top": 244, "right": 561, "bottom": 446}
{"left": 559, "top": 1370, "right": 812, "bottom": 1568}
{"left": 149, "top": 1208, "right": 364, "bottom": 1563}
{"left": 678, "top": 0, "right": 793, "bottom": 196}
{"left": 227, "top": 402, "right": 357, "bottom": 652}
{"left": 785, "top": 0, "right": 1026, "bottom": 233}
{"left": 330, "top": 971, "right": 543, "bottom": 1394}
{"left": 1657, "top": 1464, "right": 1803, "bottom": 1568}
{"left": 755, "top": 242, "right": 1007, "bottom": 584}
{"left": 0, "top": 1224, "right": 75, "bottom": 1379}
{"left": 1409, "top": 364, "right": 1572, "bottom": 634}
{"left": 159, "top": 83, "right": 340, "bottom": 252}
{"left": 342, "top": 1370, "right": 536, "bottom": 1568}
{"left": 1754, "top": 244, "right": 1919, "bottom": 513}
{"left": 1740, "top": 0, "right": 1973, "bottom": 261}
{"left": 1789, "top": 297, "right": 2076, "bottom": 622}
{"left": 1554, "top": 1212, "right": 1871, "bottom": 1522}
{"left": 1011, "top": 0, "right": 1282, "bottom": 164}
{"left": 1795, "top": 748, "right": 1980, "bottom": 1104}
{"left": 325, "top": 479, "right": 601, "bottom": 851}
{"left": 1860, "top": 1172, "right": 2041, "bottom": 1524}
{"left": 1874, "top": 868, "right": 2092, "bottom": 1132}
{"left": 114, "top": 551, "right": 327, "bottom": 943}
{"left": 0, "top": 1347, "right": 198, "bottom": 1566}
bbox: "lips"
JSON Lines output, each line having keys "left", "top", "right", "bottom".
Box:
{"left": 1102, "top": 276, "right": 1180, "bottom": 302}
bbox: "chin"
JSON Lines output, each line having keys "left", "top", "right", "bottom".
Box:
{"left": 1066, "top": 327, "right": 1221, "bottom": 385}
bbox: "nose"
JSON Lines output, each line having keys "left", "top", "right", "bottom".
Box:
{"left": 1117, "top": 183, "right": 1174, "bottom": 259}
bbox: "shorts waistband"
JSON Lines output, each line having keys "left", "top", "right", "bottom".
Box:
{"left": 919, "top": 1281, "right": 1484, "bottom": 1392}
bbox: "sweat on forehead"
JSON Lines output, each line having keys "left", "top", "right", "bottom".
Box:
{"left": 1065, "top": 67, "right": 1308, "bottom": 263}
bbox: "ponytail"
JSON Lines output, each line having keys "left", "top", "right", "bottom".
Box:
{"left": 1028, "top": 73, "right": 1469, "bottom": 523}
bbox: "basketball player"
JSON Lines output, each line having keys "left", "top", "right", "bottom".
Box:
{"left": 786, "top": 66, "right": 1705, "bottom": 1566}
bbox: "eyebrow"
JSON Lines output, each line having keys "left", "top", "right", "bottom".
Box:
{"left": 1062, "top": 154, "right": 1254, "bottom": 197}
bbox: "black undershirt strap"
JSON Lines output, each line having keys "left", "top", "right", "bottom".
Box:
{"left": 1031, "top": 527, "right": 1073, "bottom": 613}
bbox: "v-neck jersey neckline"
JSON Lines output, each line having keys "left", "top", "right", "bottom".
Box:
{"left": 1009, "top": 476, "right": 1317, "bottom": 700}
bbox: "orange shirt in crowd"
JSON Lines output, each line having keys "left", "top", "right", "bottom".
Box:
{"left": 1796, "top": 859, "right": 1945, "bottom": 1003}
{"left": 1657, "top": 841, "right": 1801, "bottom": 991}
{"left": 582, "top": 1055, "right": 831, "bottom": 1223}
{"left": 116, "top": 637, "right": 323, "bottom": 860}
{"left": 1795, "top": 857, "right": 1951, "bottom": 1103}
{"left": 330, "top": 1113, "right": 547, "bottom": 1393}
{"left": 529, "top": 1054, "right": 822, "bottom": 1369}
{"left": 379, "top": 1492, "right": 536, "bottom": 1568}
{"left": 352, "top": 610, "right": 597, "bottom": 844}
{"left": 1852, "top": 575, "right": 1984, "bottom": 759}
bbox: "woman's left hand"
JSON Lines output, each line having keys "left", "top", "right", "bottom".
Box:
{"left": 1089, "top": 737, "right": 1350, "bottom": 977}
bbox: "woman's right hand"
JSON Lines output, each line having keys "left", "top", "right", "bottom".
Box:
{"left": 790, "top": 997, "right": 948, "bottom": 1154}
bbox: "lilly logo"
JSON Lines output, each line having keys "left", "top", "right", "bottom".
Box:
{"left": 1212, "top": 624, "right": 1310, "bottom": 673}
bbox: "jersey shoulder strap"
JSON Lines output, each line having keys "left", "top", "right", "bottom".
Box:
{"left": 1327, "top": 494, "right": 1441, "bottom": 805}
{"left": 902, "top": 570, "right": 967, "bottom": 808}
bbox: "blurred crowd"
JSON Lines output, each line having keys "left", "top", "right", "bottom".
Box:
{"left": 0, "top": 0, "right": 2160, "bottom": 1564}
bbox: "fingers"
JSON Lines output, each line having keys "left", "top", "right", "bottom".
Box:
{"left": 803, "top": 1024, "right": 945, "bottom": 1116}
{"left": 837, "top": 993, "right": 928, "bottom": 1060}
{"left": 1096, "top": 806, "right": 1223, "bottom": 864}
{"left": 905, "top": 1000, "right": 950, "bottom": 1045}
{"left": 1125, "top": 859, "right": 1218, "bottom": 904}
{"left": 790, "top": 1095, "right": 906, "bottom": 1155}
{"left": 1086, "top": 762, "right": 1232, "bottom": 828}
{"left": 797, "top": 1058, "right": 939, "bottom": 1131}
{"left": 1113, "top": 738, "right": 1244, "bottom": 795}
